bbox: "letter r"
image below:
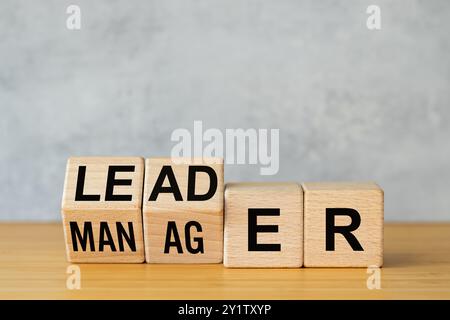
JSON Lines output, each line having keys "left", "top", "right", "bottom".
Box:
{"left": 326, "top": 208, "right": 364, "bottom": 251}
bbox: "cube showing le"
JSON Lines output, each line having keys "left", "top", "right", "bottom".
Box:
{"left": 143, "top": 158, "right": 223, "bottom": 263}
{"left": 61, "top": 157, "right": 145, "bottom": 263}
{"left": 302, "top": 182, "right": 383, "bottom": 267}
{"left": 224, "top": 183, "right": 303, "bottom": 268}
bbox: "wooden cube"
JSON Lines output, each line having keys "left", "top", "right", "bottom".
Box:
{"left": 61, "top": 157, "right": 145, "bottom": 263}
{"left": 224, "top": 183, "right": 303, "bottom": 268}
{"left": 142, "top": 158, "right": 223, "bottom": 263}
{"left": 302, "top": 182, "right": 383, "bottom": 267}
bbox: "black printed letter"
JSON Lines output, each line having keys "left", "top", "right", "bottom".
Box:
{"left": 75, "top": 166, "right": 101, "bottom": 201}
{"left": 187, "top": 166, "right": 218, "bottom": 201}
{"left": 326, "top": 208, "right": 364, "bottom": 251}
{"left": 70, "top": 221, "right": 95, "bottom": 251}
{"left": 105, "top": 165, "right": 135, "bottom": 201}
{"left": 248, "top": 208, "right": 281, "bottom": 251}
{"left": 185, "top": 221, "right": 204, "bottom": 254}
{"left": 149, "top": 166, "right": 183, "bottom": 201}
{"left": 164, "top": 221, "right": 183, "bottom": 253}
{"left": 116, "top": 222, "right": 136, "bottom": 252}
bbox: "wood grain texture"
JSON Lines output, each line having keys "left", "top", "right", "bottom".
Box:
{"left": 224, "top": 183, "right": 303, "bottom": 268}
{"left": 302, "top": 182, "right": 383, "bottom": 267}
{"left": 61, "top": 157, "right": 145, "bottom": 263}
{"left": 0, "top": 223, "right": 449, "bottom": 299}
{"left": 142, "top": 158, "right": 223, "bottom": 263}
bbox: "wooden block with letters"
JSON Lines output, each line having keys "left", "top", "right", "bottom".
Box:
{"left": 61, "top": 157, "right": 145, "bottom": 263}
{"left": 142, "top": 157, "right": 224, "bottom": 263}
{"left": 224, "top": 182, "right": 303, "bottom": 268}
{"left": 302, "top": 182, "right": 383, "bottom": 267}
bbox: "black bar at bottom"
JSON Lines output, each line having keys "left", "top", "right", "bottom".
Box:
{"left": 1, "top": 300, "right": 447, "bottom": 318}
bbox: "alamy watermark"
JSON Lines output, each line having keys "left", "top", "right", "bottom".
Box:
{"left": 66, "top": 265, "right": 81, "bottom": 290}
{"left": 366, "top": 5, "right": 381, "bottom": 30}
{"left": 65, "top": 4, "right": 381, "bottom": 32}
{"left": 66, "top": 5, "right": 81, "bottom": 30}
{"left": 170, "top": 121, "right": 279, "bottom": 175}
{"left": 366, "top": 265, "right": 381, "bottom": 290}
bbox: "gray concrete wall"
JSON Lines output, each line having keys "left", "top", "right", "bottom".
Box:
{"left": 1, "top": 0, "right": 449, "bottom": 221}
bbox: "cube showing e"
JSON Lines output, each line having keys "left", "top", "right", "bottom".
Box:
{"left": 223, "top": 183, "right": 303, "bottom": 268}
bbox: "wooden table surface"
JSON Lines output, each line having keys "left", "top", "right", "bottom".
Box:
{"left": 0, "top": 223, "right": 449, "bottom": 300}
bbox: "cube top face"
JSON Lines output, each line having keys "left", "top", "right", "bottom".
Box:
{"left": 143, "top": 157, "right": 224, "bottom": 214}
{"left": 302, "top": 182, "right": 383, "bottom": 267}
{"left": 225, "top": 182, "right": 300, "bottom": 194}
{"left": 142, "top": 157, "right": 224, "bottom": 263}
{"left": 224, "top": 182, "right": 303, "bottom": 268}
{"left": 302, "top": 182, "right": 382, "bottom": 192}
{"left": 62, "top": 157, "right": 144, "bottom": 212}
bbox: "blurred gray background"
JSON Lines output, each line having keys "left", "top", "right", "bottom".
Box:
{"left": 1, "top": 0, "right": 449, "bottom": 221}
